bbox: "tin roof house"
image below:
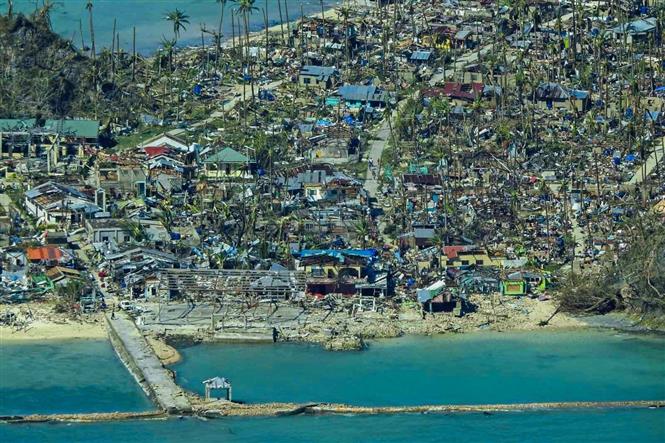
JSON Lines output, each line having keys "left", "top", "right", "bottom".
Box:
{"left": 534, "top": 82, "right": 589, "bottom": 112}
{"left": 24, "top": 181, "right": 100, "bottom": 225}
{"left": 299, "top": 65, "right": 340, "bottom": 89}
{"left": 337, "top": 85, "right": 390, "bottom": 109}
{"left": 608, "top": 17, "right": 657, "bottom": 43}
{"left": 203, "top": 147, "right": 254, "bottom": 180}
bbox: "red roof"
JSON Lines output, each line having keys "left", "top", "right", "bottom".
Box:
{"left": 421, "top": 87, "right": 446, "bottom": 98}
{"left": 428, "top": 82, "right": 484, "bottom": 102}
{"left": 26, "top": 246, "right": 63, "bottom": 262}
{"left": 144, "top": 146, "right": 171, "bottom": 158}
{"left": 442, "top": 246, "right": 467, "bottom": 259}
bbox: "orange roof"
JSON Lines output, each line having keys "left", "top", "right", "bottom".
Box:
{"left": 26, "top": 246, "right": 63, "bottom": 262}
{"left": 443, "top": 246, "right": 466, "bottom": 259}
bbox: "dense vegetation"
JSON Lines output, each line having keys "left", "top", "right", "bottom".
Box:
{"left": 558, "top": 215, "right": 665, "bottom": 319}
{"left": 0, "top": 12, "right": 150, "bottom": 123}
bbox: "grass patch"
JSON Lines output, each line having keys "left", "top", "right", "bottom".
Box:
{"left": 343, "top": 161, "right": 368, "bottom": 180}
{"left": 113, "top": 127, "right": 165, "bottom": 151}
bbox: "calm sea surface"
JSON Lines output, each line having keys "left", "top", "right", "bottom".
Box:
{"left": 0, "top": 339, "right": 153, "bottom": 415}
{"left": 2, "top": 410, "right": 664, "bottom": 443}
{"left": 1, "top": 330, "right": 664, "bottom": 442}
{"left": 12, "top": 0, "right": 337, "bottom": 54}
{"left": 172, "top": 330, "right": 665, "bottom": 405}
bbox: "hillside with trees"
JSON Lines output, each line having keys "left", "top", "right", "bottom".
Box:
{"left": 0, "top": 11, "right": 150, "bottom": 123}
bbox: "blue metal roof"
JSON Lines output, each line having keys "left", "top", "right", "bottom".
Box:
{"left": 569, "top": 89, "right": 589, "bottom": 99}
{"left": 610, "top": 17, "right": 656, "bottom": 35}
{"left": 410, "top": 50, "right": 433, "bottom": 61}
{"left": 300, "top": 65, "right": 338, "bottom": 80}
{"left": 338, "top": 85, "right": 387, "bottom": 103}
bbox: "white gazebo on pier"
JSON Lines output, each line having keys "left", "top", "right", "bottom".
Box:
{"left": 203, "top": 377, "right": 232, "bottom": 401}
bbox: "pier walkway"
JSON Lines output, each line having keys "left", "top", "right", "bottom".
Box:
{"left": 105, "top": 312, "right": 192, "bottom": 414}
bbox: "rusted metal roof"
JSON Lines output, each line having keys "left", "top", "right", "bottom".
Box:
{"left": 26, "top": 246, "right": 63, "bottom": 262}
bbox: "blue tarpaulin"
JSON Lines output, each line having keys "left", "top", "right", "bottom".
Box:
{"left": 258, "top": 89, "right": 275, "bottom": 101}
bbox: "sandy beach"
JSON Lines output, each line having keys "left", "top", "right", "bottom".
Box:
{"left": 0, "top": 320, "right": 106, "bottom": 342}
{"left": 147, "top": 335, "right": 182, "bottom": 365}
{"left": 216, "top": 1, "right": 348, "bottom": 48}
{"left": 0, "top": 303, "right": 107, "bottom": 342}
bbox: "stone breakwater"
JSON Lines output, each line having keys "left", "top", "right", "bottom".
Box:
{"left": 0, "top": 411, "right": 168, "bottom": 424}
{"left": 303, "top": 400, "right": 665, "bottom": 415}
{"left": 3, "top": 401, "right": 663, "bottom": 424}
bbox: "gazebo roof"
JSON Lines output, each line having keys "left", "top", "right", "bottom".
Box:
{"left": 203, "top": 376, "right": 231, "bottom": 389}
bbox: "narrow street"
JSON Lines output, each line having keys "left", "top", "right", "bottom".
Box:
{"left": 627, "top": 137, "right": 664, "bottom": 187}
{"left": 169, "top": 80, "right": 284, "bottom": 137}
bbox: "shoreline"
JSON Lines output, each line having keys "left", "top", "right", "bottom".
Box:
{"left": 1, "top": 304, "right": 663, "bottom": 347}
{"left": 2, "top": 296, "right": 663, "bottom": 349}
{"left": 143, "top": 1, "right": 349, "bottom": 59}
{"left": 0, "top": 320, "right": 107, "bottom": 343}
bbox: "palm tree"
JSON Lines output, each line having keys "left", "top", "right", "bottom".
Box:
{"left": 216, "top": 0, "right": 229, "bottom": 60}
{"left": 122, "top": 220, "right": 148, "bottom": 243}
{"left": 319, "top": 0, "right": 326, "bottom": 49}
{"left": 354, "top": 218, "right": 370, "bottom": 248}
{"left": 338, "top": 5, "right": 352, "bottom": 69}
{"left": 37, "top": 0, "right": 57, "bottom": 30}
{"left": 56, "top": 279, "right": 85, "bottom": 305}
{"left": 234, "top": 0, "right": 258, "bottom": 50}
{"left": 234, "top": 0, "right": 259, "bottom": 104}
{"left": 166, "top": 8, "right": 190, "bottom": 45}
{"left": 431, "top": 97, "right": 451, "bottom": 134}
{"left": 161, "top": 37, "right": 176, "bottom": 73}
{"left": 539, "top": 180, "right": 552, "bottom": 260}
{"left": 86, "top": 0, "right": 96, "bottom": 60}
{"left": 6, "top": 0, "right": 13, "bottom": 18}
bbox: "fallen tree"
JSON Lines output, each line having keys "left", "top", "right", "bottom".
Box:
{"left": 557, "top": 214, "right": 665, "bottom": 319}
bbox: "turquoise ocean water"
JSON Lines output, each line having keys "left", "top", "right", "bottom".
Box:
{"left": 12, "top": 0, "right": 336, "bottom": 54}
{"left": 2, "top": 410, "right": 665, "bottom": 443}
{"left": 0, "top": 340, "right": 153, "bottom": 415}
{"left": 1, "top": 330, "right": 664, "bottom": 442}
{"left": 172, "top": 330, "right": 665, "bottom": 405}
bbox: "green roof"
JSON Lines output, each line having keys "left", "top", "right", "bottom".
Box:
{"left": 204, "top": 147, "right": 250, "bottom": 164}
{"left": 0, "top": 119, "right": 99, "bottom": 139}
{"left": 0, "top": 119, "right": 34, "bottom": 131}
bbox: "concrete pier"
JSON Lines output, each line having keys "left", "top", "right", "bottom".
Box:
{"left": 106, "top": 312, "right": 192, "bottom": 414}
